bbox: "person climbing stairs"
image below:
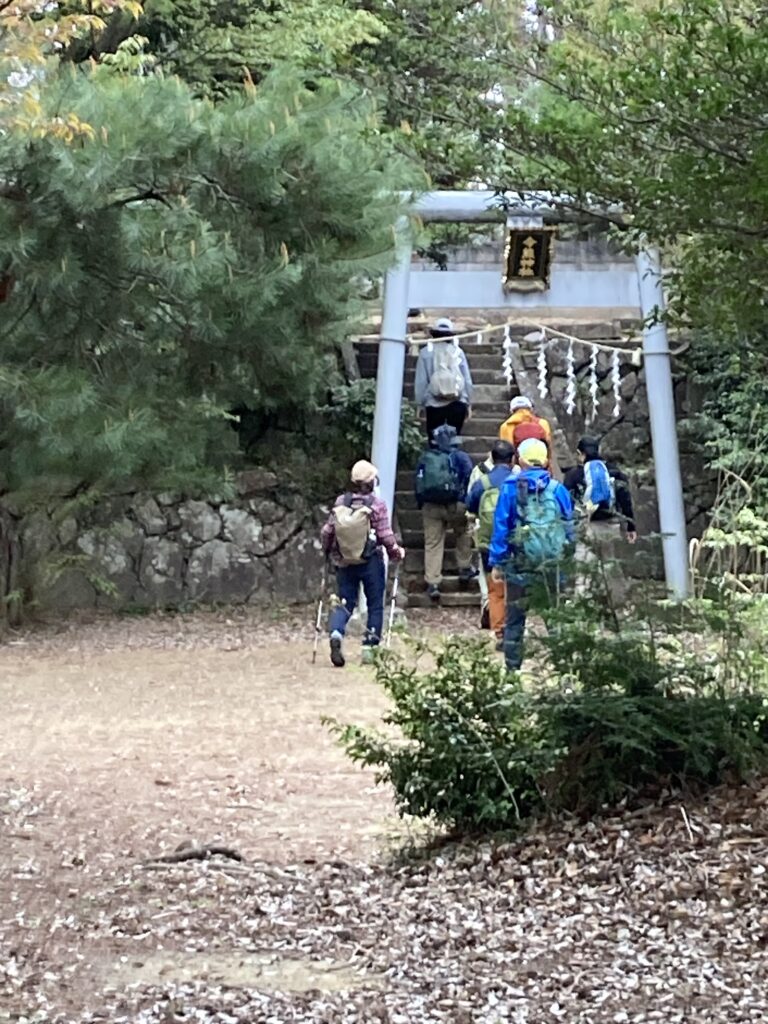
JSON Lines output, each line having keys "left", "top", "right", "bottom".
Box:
{"left": 354, "top": 316, "right": 629, "bottom": 609}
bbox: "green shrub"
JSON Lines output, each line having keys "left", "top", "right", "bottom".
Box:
{"left": 328, "top": 639, "right": 552, "bottom": 829}
{"left": 320, "top": 379, "right": 423, "bottom": 468}
{"left": 331, "top": 592, "right": 768, "bottom": 832}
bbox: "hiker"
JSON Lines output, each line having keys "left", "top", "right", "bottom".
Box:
{"left": 499, "top": 396, "right": 552, "bottom": 448}
{"left": 321, "top": 460, "right": 405, "bottom": 668}
{"left": 489, "top": 438, "right": 574, "bottom": 672}
{"left": 468, "top": 448, "right": 521, "bottom": 629}
{"left": 563, "top": 436, "right": 637, "bottom": 596}
{"left": 415, "top": 423, "right": 476, "bottom": 603}
{"left": 414, "top": 317, "right": 473, "bottom": 438}
{"left": 466, "top": 439, "right": 516, "bottom": 649}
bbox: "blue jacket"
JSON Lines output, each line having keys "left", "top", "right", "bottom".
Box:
{"left": 415, "top": 447, "right": 474, "bottom": 508}
{"left": 465, "top": 464, "right": 515, "bottom": 516}
{"left": 488, "top": 468, "right": 574, "bottom": 568}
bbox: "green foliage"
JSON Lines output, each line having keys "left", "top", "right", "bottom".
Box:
{"left": 135, "top": 0, "right": 387, "bottom": 98}
{"left": 332, "top": 591, "right": 768, "bottom": 832}
{"left": 75, "top": 0, "right": 523, "bottom": 187}
{"left": 0, "top": 68, "right": 414, "bottom": 491}
{"left": 538, "top": 589, "right": 768, "bottom": 813}
{"left": 496, "top": 0, "right": 768, "bottom": 495}
{"left": 500, "top": 0, "right": 768, "bottom": 335}
{"left": 329, "top": 639, "right": 549, "bottom": 829}
{"left": 321, "top": 380, "right": 423, "bottom": 468}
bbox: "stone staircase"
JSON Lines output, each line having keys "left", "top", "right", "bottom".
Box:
{"left": 356, "top": 339, "right": 517, "bottom": 609}
{"left": 355, "top": 313, "right": 641, "bottom": 609}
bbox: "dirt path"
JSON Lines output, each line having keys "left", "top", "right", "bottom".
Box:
{"left": 0, "top": 609, "right": 413, "bottom": 1019}
{"left": 3, "top": 609, "right": 768, "bottom": 1023}
{"left": 0, "top": 610, "right": 405, "bottom": 870}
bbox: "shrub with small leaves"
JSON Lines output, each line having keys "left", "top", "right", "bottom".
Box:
{"left": 328, "top": 639, "right": 553, "bottom": 830}
{"left": 331, "top": 587, "right": 768, "bottom": 832}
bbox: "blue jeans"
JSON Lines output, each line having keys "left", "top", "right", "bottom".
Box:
{"left": 504, "top": 564, "right": 562, "bottom": 672}
{"left": 328, "top": 555, "right": 386, "bottom": 647}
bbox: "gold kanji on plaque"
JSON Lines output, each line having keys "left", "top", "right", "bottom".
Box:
{"left": 503, "top": 228, "right": 556, "bottom": 293}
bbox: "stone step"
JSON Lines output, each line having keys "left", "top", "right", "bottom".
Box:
{"left": 356, "top": 341, "right": 506, "bottom": 359}
{"left": 402, "top": 530, "right": 464, "bottom": 549}
{"left": 404, "top": 549, "right": 478, "bottom": 574}
{"left": 404, "top": 575, "right": 480, "bottom": 595}
{"left": 463, "top": 436, "right": 498, "bottom": 455}
{"left": 359, "top": 351, "right": 507, "bottom": 371}
{"left": 398, "top": 508, "right": 431, "bottom": 532}
{"left": 402, "top": 367, "right": 505, "bottom": 386}
{"left": 469, "top": 384, "right": 511, "bottom": 404}
{"left": 407, "top": 592, "right": 482, "bottom": 609}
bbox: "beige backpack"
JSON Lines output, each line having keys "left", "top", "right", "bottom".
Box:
{"left": 332, "top": 495, "right": 375, "bottom": 564}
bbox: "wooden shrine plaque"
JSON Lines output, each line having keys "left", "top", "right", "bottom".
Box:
{"left": 502, "top": 227, "right": 556, "bottom": 293}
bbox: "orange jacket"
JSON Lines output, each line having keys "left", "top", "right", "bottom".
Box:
{"left": 499, "top": 409, "right": 552, "bottom": 447}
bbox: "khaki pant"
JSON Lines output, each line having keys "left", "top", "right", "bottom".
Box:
{"left": 575, "top": 519, "right": 628, "bottom": 603}
{"left": 423, "top": 502, "right": 473, "bottom": 585}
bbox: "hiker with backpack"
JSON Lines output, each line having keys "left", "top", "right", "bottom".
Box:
{"left": 499, "top": 396, "right": 552, "bottom": 449}
{"left": 563, "top": 436, "right": 637, "bottom": 596}
{"left": 413, "top": 317, "right": 474, "bottom": 439}
{"left": 415, "top": 424, "right": 476, "bottom": 603}
{"left": 320, "top": 460, "right": 405, "bottom": 668}
{"left": 466, "top": 439, "right": 516, "bottom": 649}
{"left": 489, "top": 438, "right": 574, "bottom": 672}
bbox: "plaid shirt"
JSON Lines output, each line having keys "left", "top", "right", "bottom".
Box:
{"left": 321, "top": 493, "right": 402, "bottom": 567}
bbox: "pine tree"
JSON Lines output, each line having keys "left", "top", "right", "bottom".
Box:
{"left": 0, "top": 69, "right": 415, "bottom": 491}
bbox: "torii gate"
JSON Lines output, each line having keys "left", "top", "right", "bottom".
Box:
{"left": 370, "top": 191, "right": 690, "bottom": 600}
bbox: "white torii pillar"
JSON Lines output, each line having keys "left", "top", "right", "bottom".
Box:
{"left": 370, "top": 191, "right": 690, "bottom": 601}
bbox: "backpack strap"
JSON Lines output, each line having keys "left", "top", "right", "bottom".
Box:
{"left": 342, "top": 492, "right": 374, "bottom": 509}
{"left": 480, "top": 473, "right": 492, "bottom": 493}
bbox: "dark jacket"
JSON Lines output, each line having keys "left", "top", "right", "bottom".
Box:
{"left": 465, "top": 464, "right": 515, "bottom": 516}
{"left": 414, "top": 446, "right": 474, "bottom": 509}
{"left": 563, "top": 459, "right": 636, "bottom": 533}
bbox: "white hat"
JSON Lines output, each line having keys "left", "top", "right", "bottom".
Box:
{"left": 350, "top": 460, "right": 378, "bottom": 485}
{"left": 509, "top": 396, "right": 534, "bottom": 413}
{"left": 430, "top": 317, "right": 455, "bottom": 336}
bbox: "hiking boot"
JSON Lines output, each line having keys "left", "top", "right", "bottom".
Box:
{"left": 427, "top": 584, "right": 441, "bottom": 603}
{"left": 329, "top": 634, "right": 345, "bottom": 668}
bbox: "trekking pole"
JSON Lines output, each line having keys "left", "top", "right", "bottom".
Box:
{"left": 312, "top": 559, "right": 329, "bottom": 665}
{"left": 385, "top": 562, "right": 401, "bottom": 649}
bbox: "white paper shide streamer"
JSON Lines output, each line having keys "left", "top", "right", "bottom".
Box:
{"left": 588, "top": 344, "right": 599, "bottom": 423}
{"left": 537, "top": 332, "right": 548, "bottom": 399}
{"left": 565, "top": 339, "right": 576, "bottom": 416}
{"left": 611, "top": 349, "right": 622, "bottom": 418}
{"left": 502, "top": 324, "right": 513, "bottom": 388}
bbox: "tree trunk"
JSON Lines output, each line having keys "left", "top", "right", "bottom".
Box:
{"left": 0, "top": 507, "right": 21, "bottom": 632}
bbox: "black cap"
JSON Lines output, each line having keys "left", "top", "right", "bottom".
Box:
{"left": 491, "top": 439, "right": 515, "bottom": 463}
{"left": 577, "top": 436, "right": 600, "bottom": 458}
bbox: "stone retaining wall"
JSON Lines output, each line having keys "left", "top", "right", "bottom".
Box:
{"left": 8, "top": 470, "right": 325, "bottom": 613}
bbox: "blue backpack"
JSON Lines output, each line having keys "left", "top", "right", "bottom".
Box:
{"left": 583, "top": 459, "right": 616, "bottom": 514}
{"left": 514, "top": 479, "right": 569, "bottom": 569}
